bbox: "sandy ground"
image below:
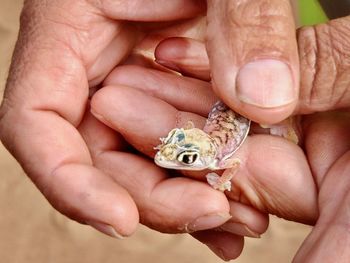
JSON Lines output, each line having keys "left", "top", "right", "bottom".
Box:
{"left": 0, "top": 1, "right": 311, "bottom": 262}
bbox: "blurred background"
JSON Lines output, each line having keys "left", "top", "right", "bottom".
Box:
{"left": 0, "top": 0, "right": 325, "bottom": 262}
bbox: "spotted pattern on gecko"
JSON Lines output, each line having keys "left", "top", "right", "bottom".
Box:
{"left": 154, "top": 101, "right": 250, "bottom": 192}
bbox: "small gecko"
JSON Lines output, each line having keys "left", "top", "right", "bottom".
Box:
{"left": 154, "top": 101, "right": 250, "bottom": 192}
{"left": 154, "top": 101, "right": 298, "bottom": 192}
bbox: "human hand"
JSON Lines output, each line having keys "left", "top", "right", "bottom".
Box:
{"left": 2, "top": 0, "right": 349, "bottom": 261}
{"left": 0, "top": 0, "right": 215, "bottom": 239}
{"left": 127, "top": 12, "right": 350, "bottom": 261}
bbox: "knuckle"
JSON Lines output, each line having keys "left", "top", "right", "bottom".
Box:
{"left": 211, "top": 0, "right": 295, "bottom": 62}
{"left": 228, "top": 0, "right": 290, "bottom": 27}
{"left": 298, "top": 18, "right": 350, "bottom": 113}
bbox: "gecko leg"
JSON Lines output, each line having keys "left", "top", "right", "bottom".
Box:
{"left": 260, "top": 117, "right": 299, "bottom": 144}
{"left": 206, "top": 159, "right": 240, "bottom": 192}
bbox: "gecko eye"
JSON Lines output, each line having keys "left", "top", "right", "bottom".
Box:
{"left": 177, "top": 152, "right": 199, "bottom": 165}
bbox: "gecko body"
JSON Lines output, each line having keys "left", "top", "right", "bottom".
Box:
{"left": 154, "top": 101, "right": 250, "bottom": 191}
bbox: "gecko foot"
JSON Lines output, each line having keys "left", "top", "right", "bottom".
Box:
{"left": 206, "top": 161, "right": 240, "bottom": 192}
{"left": 206, "top": 172, "right": 232, "bottom": 192}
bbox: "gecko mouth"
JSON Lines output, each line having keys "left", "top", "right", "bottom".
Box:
{"left": 154, "top": 152, "right": 178, "bottom": 170}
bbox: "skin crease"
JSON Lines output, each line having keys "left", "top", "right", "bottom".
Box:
{"left": 0, "top": 0, "right": 349, "bottom": 261}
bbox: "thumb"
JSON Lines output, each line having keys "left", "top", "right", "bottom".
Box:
{"left": 297, "top": 16, "right": 350, "bottom": 114}
{"left": 206, "top": 0, "right": 299, "bottom": 124}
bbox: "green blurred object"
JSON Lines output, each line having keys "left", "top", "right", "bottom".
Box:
{"left": 299, "top": 0, "right": 328, "bottom": 25}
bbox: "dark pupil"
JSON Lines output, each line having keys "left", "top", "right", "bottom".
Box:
{"left": 182, "top": 154, "right": 197, "bottom": 164}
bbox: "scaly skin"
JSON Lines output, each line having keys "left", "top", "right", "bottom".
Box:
{"left": 154, "top": 101, "right": 251, "bottom": 191}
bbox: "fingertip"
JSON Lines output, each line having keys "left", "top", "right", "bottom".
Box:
{"left": 206, "top": 0, "right": 300, "bottom": 124}
{"left": 192, "top": 230, "right": 244, "bottom": 261}
{"left": 230, "top": 101, "right": 296, "bottom": 125}
{"left": 220, "top": 201, "right": 269, "bottom": 238}
{"left": 236, "top": 60, "right": 297, "bottom": 108}
{"left": 90, "top": 85, "right": 128, "bottom": 127}
{"left": 210, "top": 61, "right": 297, "bottom": 124}
{"left": 148, "top": 178, "right": 232, "bottom": 232}
{"left": 155, "top": 37, "right": 210, "bottom": 81}
{"left": 155, "top": 37, "right": 190, "bottom": 61}
{"left": 87, "top": 221, "right": 127, "bottom": 239}
{"left": 108, "top": 193, "right": 140, "bottom": 237}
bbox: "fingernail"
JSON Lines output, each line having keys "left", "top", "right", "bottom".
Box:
{"left": 187, "top": 212, "right": 231, "bottom": 232}
{"left": 90, "top": 109, "right": 111, "bottom": 126}
{"left": 90, "top": 109, "right": 104, "bottom": 121}
{"left": 221, "top": 222, "right": 261, "bottom": 238}
{"left": 237, "top": 59, "right": 295, "bottom": 108}
{"left": 207, "top": 244, "right": 231, "bottom": 261}
{"left": 155, "top": 59, "right": 181, "bottom": 72}
{"left": 88, "top": 221, "right": 125, "bottom": 239}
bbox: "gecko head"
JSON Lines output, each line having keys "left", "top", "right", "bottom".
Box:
{"left": 154, "top": 128, "right": 217, "bottom": 170}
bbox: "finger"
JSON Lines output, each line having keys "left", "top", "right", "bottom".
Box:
{"left": 293, "top": 153, "right": 350, "bottom": 262}
{"left": 97, "top": 152, "right": 232, "bottom": 233}
{"left": 297, "top": 16, "right": 350, "bottom": 113}
{"left": 87, "top": 23, "right": 139, "bottom": 86}
{"left": 220, "top": 201, "right": 268, "bottom": 238}
{"left": 79, "top": 111, "right": 232, "bottom": 233}
{"left": 91, "top": 84, "right": 318, "bottom": 223}
{"left": 94, "top": 0, "right": 206, "bottom": 21}
{"left": 0, "top": 108, "right": 139, "bottom": 238}
{"left": 103, "top": 65, "right": 216, "bottom": 116}
{"left": 155, "top": 37, "right": 210, "bottom": 81}
{"left": 206, "top": 0, "right": 299, "bottom": 124}
{"left": 127, "top": 17, "right": 207, "bottom": 69}
{"left": 192, "top": 230, "right": 244, "bottom": 261}
{"left": 157, "top": 18, "right": 350, "bottom": 114}
{"left": 302, "top": 111, "right": 350, "bottom": 186}
{"left": 91, "top": 84, "right": 207, "bottom": 157}
{"left": 228, "top": 134, "right": 317, "bottom": 224}
{"left": 0, "top": 1, "right": 140, "bottom": 237}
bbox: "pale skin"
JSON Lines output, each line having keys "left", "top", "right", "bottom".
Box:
{"left": 1, "top": 0, "right": 350, "bottom": 262}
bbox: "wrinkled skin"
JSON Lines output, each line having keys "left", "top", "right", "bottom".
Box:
{"left": 1, "top": 0, "right": 350, "bottom": 262}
